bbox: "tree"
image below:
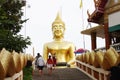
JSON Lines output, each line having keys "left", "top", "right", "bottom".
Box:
{"left": 0, "top": 0, "right": 31, "bottom": 53}
{"left": 0, "top": 0, "right": 6, "bottom": 5}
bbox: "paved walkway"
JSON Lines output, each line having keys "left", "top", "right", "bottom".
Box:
{"left": 33, "top": 67, "right": 93, "bottom": 80}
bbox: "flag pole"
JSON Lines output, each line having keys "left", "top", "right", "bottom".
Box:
{"left": 80, "top": 0, "right": 85, "bottom": 49}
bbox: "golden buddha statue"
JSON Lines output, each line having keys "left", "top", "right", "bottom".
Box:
{"left": 43, "top": 12, "right": 75, "bottom": 66}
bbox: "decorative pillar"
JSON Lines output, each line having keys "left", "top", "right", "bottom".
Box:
{"left": 104, "top": 23, "right": 110, "bottom": 50}
{"left": 91, "top": 32, "right": 96, "bottom": 50}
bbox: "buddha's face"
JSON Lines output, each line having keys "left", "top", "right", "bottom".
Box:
{"left": 52, "top": 23, "right": 65, "bottom": 38}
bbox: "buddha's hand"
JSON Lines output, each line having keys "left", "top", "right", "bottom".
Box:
{"left": 67, "top": 60, "right": 75, "bottom": 66}
{"left": 66, "top": 64, "right": 70, "bottom": 67}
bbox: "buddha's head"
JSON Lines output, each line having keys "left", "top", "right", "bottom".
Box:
{"left": 52, "top": 13, "right": 65, "bottom": 39}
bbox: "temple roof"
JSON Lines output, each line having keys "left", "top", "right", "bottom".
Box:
{"left": 87, "top": 0, "right": 108, "bottom": 24}
{"left": 81, "top": 25, "right": 105, "bottom": 38}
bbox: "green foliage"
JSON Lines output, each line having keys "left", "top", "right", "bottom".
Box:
{"left": 0, "top": 0, "right": 6, "bottom": 5}
{"left": 0, "top": 0, "right": 31, "bottom": 52}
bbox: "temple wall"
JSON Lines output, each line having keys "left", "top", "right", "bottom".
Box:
{"left": 109, "top": 11, "right": 120, "bottom": 27}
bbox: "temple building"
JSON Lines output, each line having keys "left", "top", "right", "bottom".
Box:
{"left": 81, "top": 0, "right": 120, "bottom": 52}
{"left": 76, "top": 1, "right": 120, "bottom": 80}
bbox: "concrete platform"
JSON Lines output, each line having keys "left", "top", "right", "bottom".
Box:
{"left": 33, "top": 67, "right": 93, "bottom": 80}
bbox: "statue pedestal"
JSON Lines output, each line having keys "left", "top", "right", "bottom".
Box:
{"left": 56, "top": 62, "right": 67, "bottom": 66}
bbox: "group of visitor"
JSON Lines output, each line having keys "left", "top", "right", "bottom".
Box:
{"left": 23, "top": 53, "right": 57, "bottom": 80}
{"left": 35, "top": 53, "right": 57, "bottom": 75}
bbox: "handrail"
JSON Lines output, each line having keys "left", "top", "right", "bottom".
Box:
{"left": 5, "top": 70, "right": 23, "bottom": 80}
{"left": 76, "top": 60, "right": 110, "bottom": 80}
{"left": 76, "top": 60, "right": 110, "bottom": 75}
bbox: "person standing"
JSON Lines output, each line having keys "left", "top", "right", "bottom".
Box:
{"left": 37, "top": 55, "right": 45, "bottom": 76}
{"left": 46, "top": 55, "right": 53, "bottom": 75}
{"left": 52, "top": 54, "right": 57, "bottom": 69}
{"left": 35, "top": 53, "right": 40, "bottom": 67}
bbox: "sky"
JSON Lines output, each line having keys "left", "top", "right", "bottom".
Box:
{"left": 20, "top": 0, "right": 105, "bottom": 56}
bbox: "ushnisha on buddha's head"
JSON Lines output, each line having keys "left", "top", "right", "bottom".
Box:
{"left": 52, "top": 13, "right": 65, "bottom": 39}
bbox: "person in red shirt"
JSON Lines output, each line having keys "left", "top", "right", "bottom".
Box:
{"left": 46, "top": 55, "right": 53, "bottom": 75}
{"left": 52, "top": 54, "right": 57, "bottom": 69}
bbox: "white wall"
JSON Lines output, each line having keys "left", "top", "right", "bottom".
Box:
{"left": 109, "top": 11, "right": 120, "bottom": 27}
